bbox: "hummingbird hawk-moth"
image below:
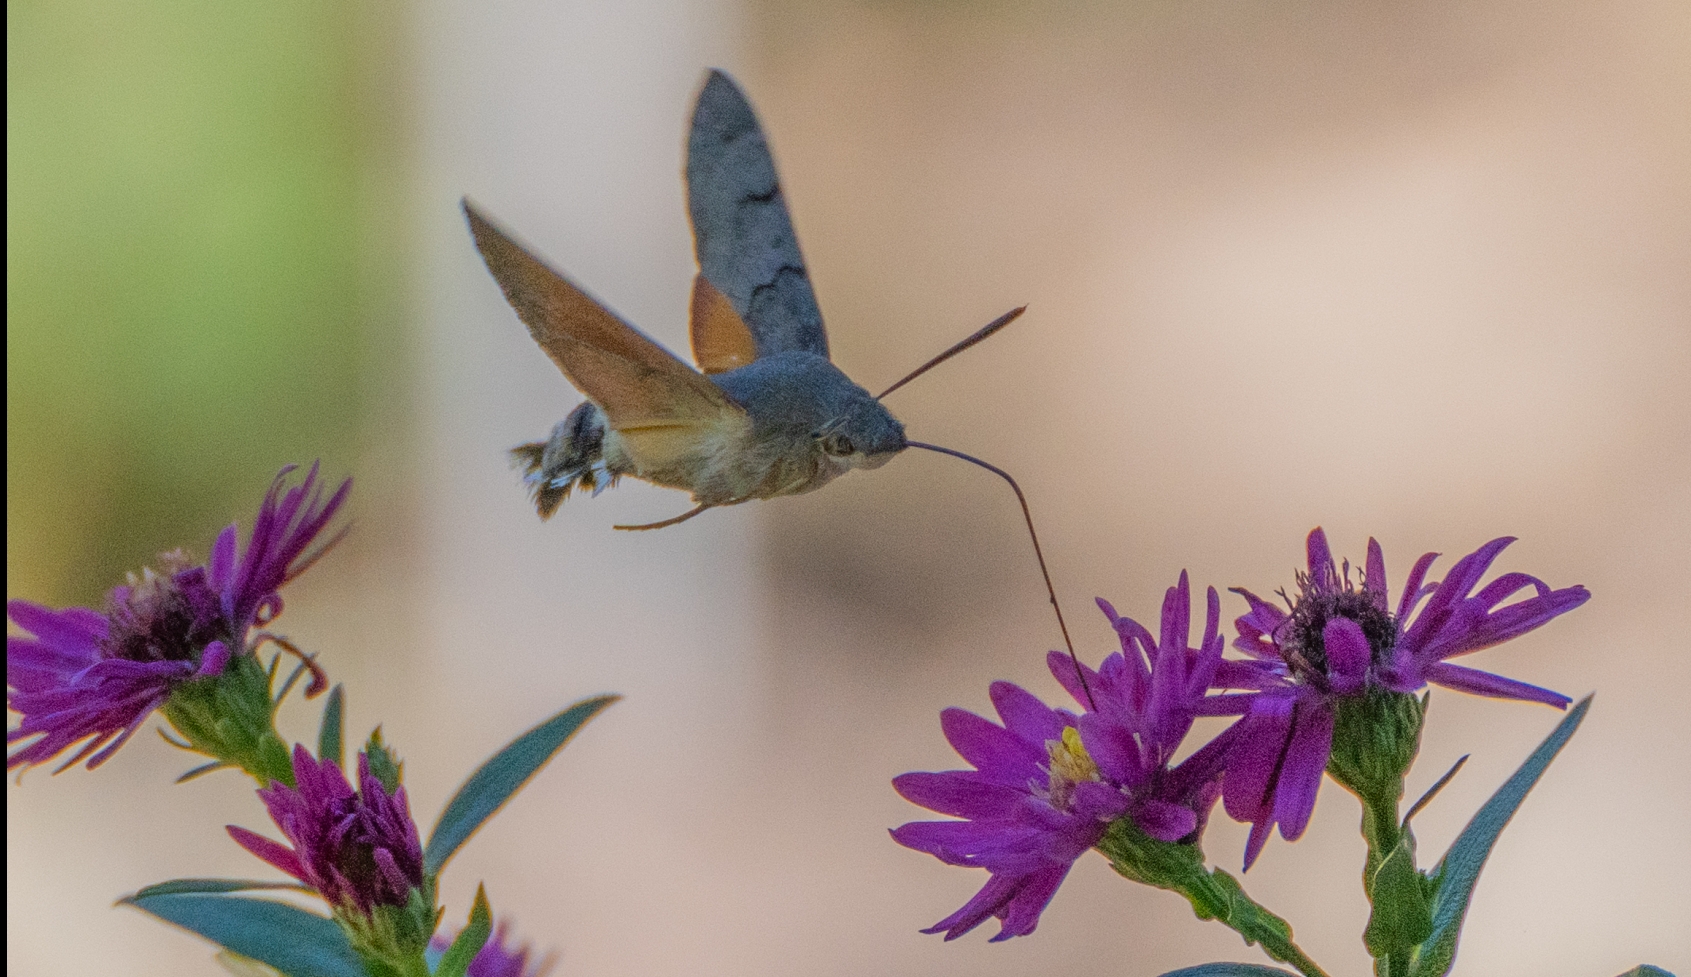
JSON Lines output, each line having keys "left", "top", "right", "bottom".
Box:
{"left": 465, "top": 69, "right": 1022, "bottom": 531}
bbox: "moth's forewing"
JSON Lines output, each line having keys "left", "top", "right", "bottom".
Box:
{"left": 686, "top": 69, "right": 829, "bottom": 361}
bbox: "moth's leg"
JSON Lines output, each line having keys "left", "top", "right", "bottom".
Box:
{"left": 613, "top": 504, "right": 711, "bottom": 532}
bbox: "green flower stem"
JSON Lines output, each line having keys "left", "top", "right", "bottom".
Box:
{"left": 1097, "top": 818, "right": 1330, "bottom": 977}
{"left": 1328, "top": 691, "right": 1435, "bottom": 976}
{"left": 1354, "top": 786, "right": 1428, "bottom": 976}
{"left": 161, "top": 652, "right": 296, "bottom": 786}
{"left": 353, "top": 952, "right": 432, "bottom": 977}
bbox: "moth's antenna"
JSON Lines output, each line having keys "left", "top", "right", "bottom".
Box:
{"left": 906, "top": 440, "right": 1094, "bottom": 708}
{"left": 876, "top": 307, "right": 1026, "bottom": 401}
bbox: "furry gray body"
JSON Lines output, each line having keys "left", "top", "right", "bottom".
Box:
{"left": 517, "top": 351, "right": 905, "bottom": 515}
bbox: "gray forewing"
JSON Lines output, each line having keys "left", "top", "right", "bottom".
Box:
{"left": 687, "top": 69, "right": 829, "bottom": 361}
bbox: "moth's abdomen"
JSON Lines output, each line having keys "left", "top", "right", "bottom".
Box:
{"left": 512, "top": 402, "right": 622, "bottom": 519}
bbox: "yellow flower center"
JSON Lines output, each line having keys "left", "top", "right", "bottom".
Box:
{"left": 1044, "top": 726, "right": 1100, "bottom": 808}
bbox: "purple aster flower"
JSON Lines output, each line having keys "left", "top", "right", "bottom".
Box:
{"left": 892, "top": 573, "right": 1240, "bottom": 942}
{"left": 228, "top": 745, "right": 427, "bottom": 915}
{"left": 431, "top": 922, "right": 555, "bottom": 977}
{"left": 7, "top": 464, "right": 349, "bottom": 773}
{"left": 1219, "top": 527, "right": 1589, "bottom": 869}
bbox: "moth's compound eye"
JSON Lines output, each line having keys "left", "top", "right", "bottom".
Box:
{"left": 819, "top": 433, "right": 857, "bottom": 457}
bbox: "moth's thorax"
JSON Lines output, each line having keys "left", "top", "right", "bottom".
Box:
{"left": 621, "top": 351, "right": 903, "bottom": 503}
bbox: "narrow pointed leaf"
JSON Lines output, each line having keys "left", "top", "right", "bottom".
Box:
{"left": 125, "top": 892, "right": 363, "bottom": 977}
{"left": 1614, "top": 968, "right": 1675, "bottom": 977}
{"left": 425, "top": 694, "right": 619, "bottom": 874}
{"left": 1163, "top": 960, "right": 1291, "bottom": 966}
{"left": 1406, "top": 694, "right": 1591, "bottom": 977}
{"left": 127, "top": 878, "right": 311, "bottom": 899}
{"left": 318, "top": 684, "right": 345, "bottom": 767}
{"left": 434, "top": 884, "right": 494, "bottom": 977}
{"left": 176, "top": 760, "right": 232, "bottom": 784}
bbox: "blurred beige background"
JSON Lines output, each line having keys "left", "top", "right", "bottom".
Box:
{"left": 8, "top": 0, "right": 1689, "bottom": 975}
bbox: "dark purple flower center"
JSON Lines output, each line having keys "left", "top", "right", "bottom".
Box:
{"left": 1278, "top": 584, "right": 1395, "bottom": 687}
{"left": 101, "top": 561, "right": 229, "bottom": 665}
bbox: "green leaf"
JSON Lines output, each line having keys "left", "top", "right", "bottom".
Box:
{"left": 424, "top": 694, "right": 619, "bottom": 875}
{"left": 1156, "top": 960, "right": 1298, "bottom": 966}
{"left": 433, "top": 884, "right": 494, "bottom": 977}
{"left": 127, "top": 879, "right": 311, "bottom": 899}
{"left": 1614, "top": 968, "right": 1676, "bottom": 977}
{"left": 1406, "top": 694, "right": 1591, "bottom": 977}
{"left": 318, "top": 684, "right": 345, "bottom": 767}
{"left": 176, "top": 760, "right": 233, "bottom": 783}
{"left": 124, "top": 892, "right": 363, "bottom": 977}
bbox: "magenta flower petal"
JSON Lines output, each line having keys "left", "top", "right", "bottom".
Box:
{"left": 7, "top": 601, "right": 109, "bottom": 653}
{"left": 893, "top": 772, "right": 1025, "bottom": 821}
{"left": 921, "top": 870, "right": 1015, "bottom": 940}
{"left": 990, "top": 681, "right": 1070, "bottom": 745}
{"left": 225, "top": 463, "right": 352, "bottom": 631}
{"left": 1222, "top": 695, "right": 1295, "bottom": 826}
{"left": 1046, "top": 648, "right": 1102, "bottom": 707}
{"left": 1209, "top": 661, "right": 1284, "bottom": 691}
{"left": 1307, "top": 529, "right": 1335, "bottom": 584}
{"left": 991, "top": 864, "right": 1070, "bottom": 942}
{"left": 227, "top": 824, "right": 309, "bottom": 879}
{"left": 1269, "top": 702, "right": 1334, "bottom": 841}
{"left": 1421, "top": 662, "right": 1572, "bottom": 707}
{"left": 939, "top": 708, "right": 1045, "bottom": 787}
{"left": 7, "top": 599, "right": 192, "bottom": 773}
{"left": 1365, "top": 539, "right": 1388, "bottom": 604}
{"left": 1077, "top": 711, "right": 1146, "bottom": 790}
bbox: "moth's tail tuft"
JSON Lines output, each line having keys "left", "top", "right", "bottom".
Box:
{"left": 510, "top": 402, "right": 619, "bottom": 520}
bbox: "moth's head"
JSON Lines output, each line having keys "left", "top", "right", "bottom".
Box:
{"left": 814, "top": 399, "right": 906, "bottom": 471}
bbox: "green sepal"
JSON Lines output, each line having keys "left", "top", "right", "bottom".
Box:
{"left": 161, "top": 652, "right": 294, "bottom": 786}
{"left": 318, "top": 684, "right": 345, "bottom": 768}
{"left": 1327, "top": 689, "right": 1424, "bottom": 804}
{"left": 365, "top": 727, "right": 404, "bottom": 793}
{"left": 123, "top": 891, "right": 363, "bottom": 977}
{"left": 432, "top": 884, "right": 494, "bottom": 977}
{"left": 335, "top": 876, "right": 439, "bottom": 977}
{"left": 424, "top": 694, "right": 619, "bottom": 875}
{"left": 1404, "top": 695, "right": 1592, "bottom": 977}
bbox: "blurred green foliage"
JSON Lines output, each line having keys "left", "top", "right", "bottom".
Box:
{"left": 7, "top": 0, "right": 402, "bottom": 605}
